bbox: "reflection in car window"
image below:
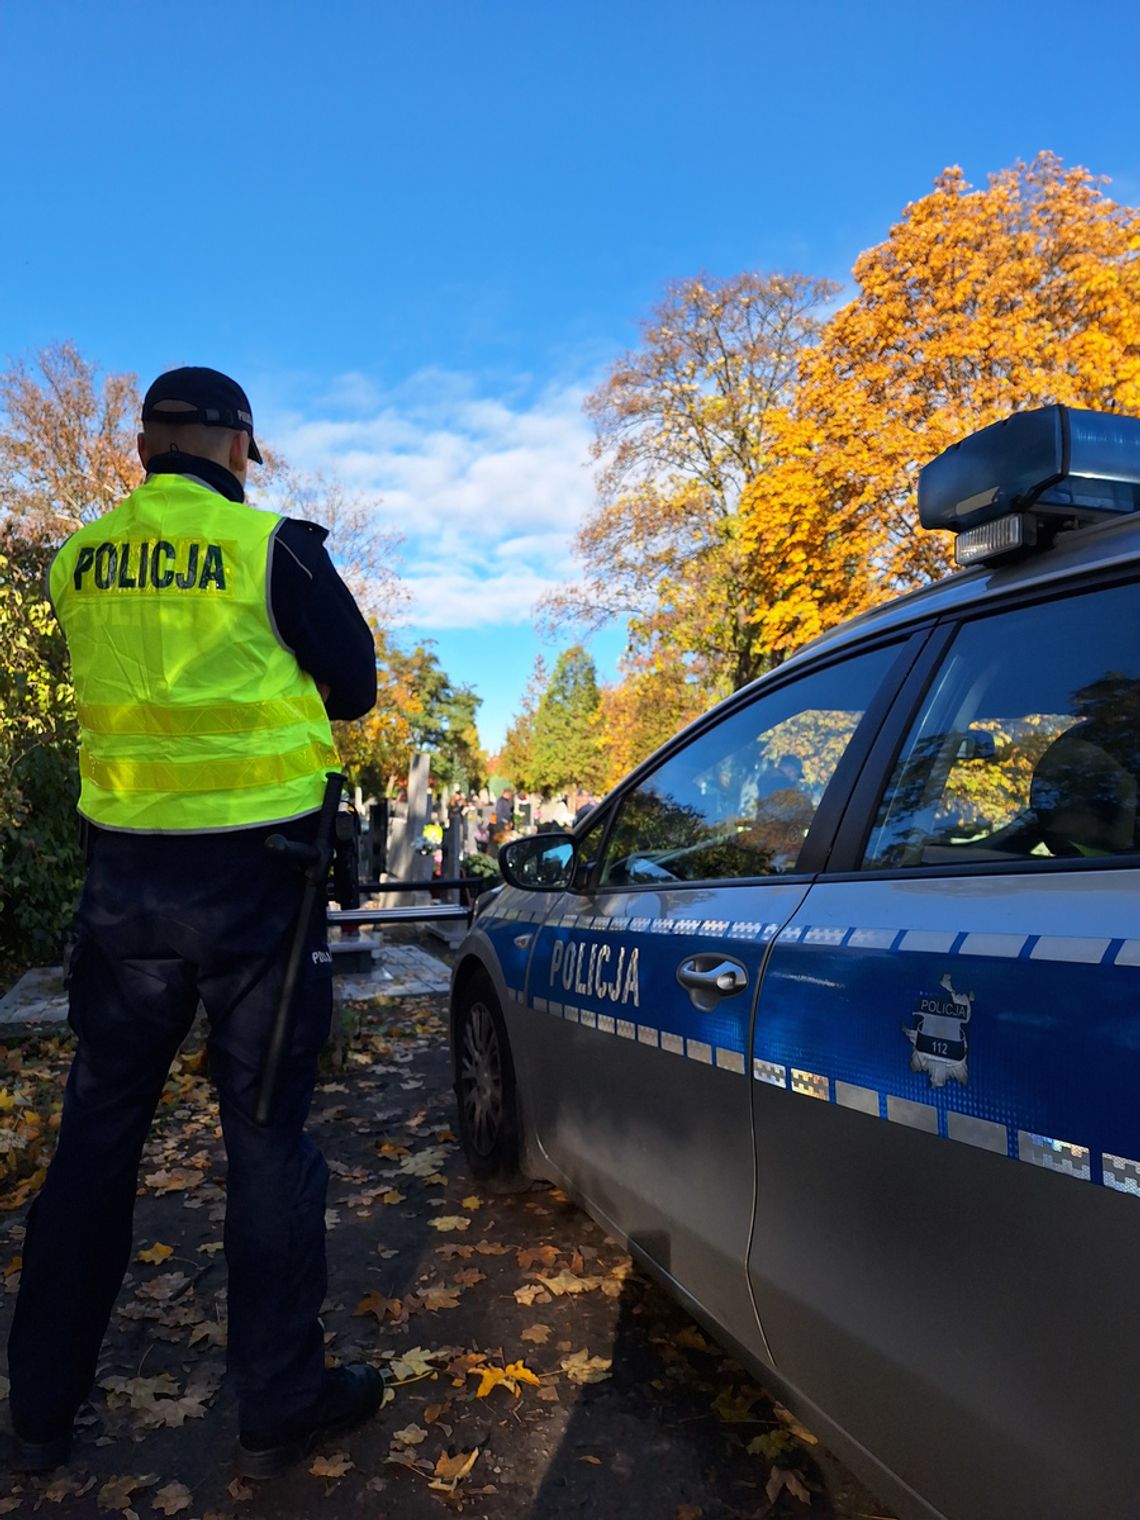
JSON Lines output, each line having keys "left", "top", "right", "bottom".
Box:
{"left": 575, "top": 811, "right": 609, "bottom": 889}
{"left": 863, "top": 582, "right": 1140, "bottom": 870}
{"left": 599, "top": 646, "right": 898, "bottom": 886}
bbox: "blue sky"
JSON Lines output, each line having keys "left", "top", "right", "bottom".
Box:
{"left": 2, "top": 0, "right": 1138, "bottom": 748}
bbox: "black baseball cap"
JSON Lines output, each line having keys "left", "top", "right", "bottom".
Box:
{"left": 141, "top": 366, "right": 263, "bottom": 464}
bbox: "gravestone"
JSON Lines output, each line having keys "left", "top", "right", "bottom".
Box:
{"left": 386, "top": 752, "right": 433, "bottom": 886}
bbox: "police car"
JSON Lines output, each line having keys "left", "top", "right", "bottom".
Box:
{"left": 448, "top": 407, "right": 1140, "bottom": 1520}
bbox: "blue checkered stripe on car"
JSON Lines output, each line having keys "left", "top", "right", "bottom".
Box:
{"left": 756, "top": 923, "right": 1140, "bottom": 1200}
{"left": 479, "top": 903, "right": 1140, "bottom": 1201}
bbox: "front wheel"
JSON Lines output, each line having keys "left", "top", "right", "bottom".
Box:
{"left": 453, "top": 972, "right": 522, "bottom": 1184}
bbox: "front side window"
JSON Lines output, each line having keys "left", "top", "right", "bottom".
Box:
{"left": 599, "top": 645, "right": 899, "bottom": 887}
{"left": 863, "top": 580, "right": 1140, "bottom": 870}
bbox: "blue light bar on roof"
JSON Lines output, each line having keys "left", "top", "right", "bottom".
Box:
{"left": 918, "top": 406, "right": 1140, "bottom": 533}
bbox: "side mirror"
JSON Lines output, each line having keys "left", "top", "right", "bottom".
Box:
{"left": 499, "top": 835, "right": 576, "bottom": 892}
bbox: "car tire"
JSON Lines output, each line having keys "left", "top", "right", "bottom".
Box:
{"left": 453, "top": 971, "right": 522, "bottom": 1185}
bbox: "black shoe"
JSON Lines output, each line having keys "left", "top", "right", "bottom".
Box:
{"left": 9, "top": 1427, "right": 72, "bottom": 1473}
{"left": 235, "top": 1365, "right": 386, "bottom": 1479}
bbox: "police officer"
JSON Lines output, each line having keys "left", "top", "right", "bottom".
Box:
{"left": 7, "top": 368, "right": 382, "bottom": 1477}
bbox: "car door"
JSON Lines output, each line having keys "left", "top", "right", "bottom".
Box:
{"left": 520, "top": 638, "right": 914, "bottom": 1357}
{"left": 746, "top": 575, "right": 1140, "bottom": 1520}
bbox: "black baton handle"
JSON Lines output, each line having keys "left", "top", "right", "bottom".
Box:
{"left": 255, "top": 771, "right": 345, "bottom": 1127}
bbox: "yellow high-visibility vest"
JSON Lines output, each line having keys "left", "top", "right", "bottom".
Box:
{"left": 50, "top": 474, "right": 339, "bottom": 832}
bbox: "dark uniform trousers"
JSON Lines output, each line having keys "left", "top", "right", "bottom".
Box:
{"left": 7, "top": 816, "right": 334, "bottom": 1436}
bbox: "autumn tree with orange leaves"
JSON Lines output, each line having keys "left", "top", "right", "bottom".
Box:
{"left": 741, "top": 153, "right": 1140, "bottom": 657}
{"left": 595, "top": 648, "right": 710, "bottom": 790}
{"left": 541, "top": 272, "right": 838, "bottom": 697}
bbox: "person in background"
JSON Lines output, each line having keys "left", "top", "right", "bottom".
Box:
{"left": 492, "top": 786, "right": 515, "bottom": 850}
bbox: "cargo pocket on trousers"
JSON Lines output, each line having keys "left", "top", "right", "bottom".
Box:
{"left": 291, "top": 920, "right": 335, "bottom": 1064}
{"left": 64, "top": 936, "right": 92, "bottom": 1041}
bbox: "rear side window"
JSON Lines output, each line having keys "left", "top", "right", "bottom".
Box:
{"left": 863, "top": 580, "right": 1140, "bottom": 870}
{"left": 599, "top": 645, "right": 898, "bottom": 886}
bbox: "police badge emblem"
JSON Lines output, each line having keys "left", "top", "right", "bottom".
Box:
{"left": 903, "top": 973, "right": 973, "bottom": 1087}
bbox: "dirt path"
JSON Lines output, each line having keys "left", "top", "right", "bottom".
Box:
{"left": 0, "top": 989, "right": 892, "bottom": 1520}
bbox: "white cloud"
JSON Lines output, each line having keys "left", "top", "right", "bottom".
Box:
{"left": 399, "top": 567, "right": 561, "bottom": 630}
{"left": 263, "top": 369, "right": 600, "bottom": 629}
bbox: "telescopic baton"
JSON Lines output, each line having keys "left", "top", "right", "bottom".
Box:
{"left": 255, "top": 770, "right": 345, "bottom": 1126}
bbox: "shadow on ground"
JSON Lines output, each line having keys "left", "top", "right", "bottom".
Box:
{"left": 0, "top": 976, "right": 891, "bottom": 1520}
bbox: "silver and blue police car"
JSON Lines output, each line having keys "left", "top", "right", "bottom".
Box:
{"left": 448, "top": 406, "right": 1140, "bottom": 1520}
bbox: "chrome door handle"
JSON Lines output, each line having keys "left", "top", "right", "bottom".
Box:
{"left": 677, "top": 955, "right": 749, "bottom": 1011}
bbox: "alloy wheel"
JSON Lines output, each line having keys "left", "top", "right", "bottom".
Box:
{"left": 459, "top": 999, "right": 504, "bottom": 1159}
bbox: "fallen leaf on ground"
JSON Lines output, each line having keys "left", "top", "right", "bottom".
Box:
{"left": 416, "top": 1285, "right": 461, "bottom": 1311}
{"left": 674, "top": 1325, "right": 708, "bottom": 1351}
{"left": 521, "top": 1323, "right": 551, "bottom": 1344}
{"left": 39, "top": 1472, "right": 97, "bottom": 1502}
{"left": 355, "top": 1290, "right": 405, "bottom": 1324}
{"left": 428, "top": 1216, "right": 470, "bottom": 1232}
{"left": 227, "top": 1477, "right": 253, "bottom": 1501}
{"left": 399, "top": 1145, "right": 449, "bottom": 1177}
{"left": 513, "top": 1284, "right": 551, "bottom": 1307}
{"left": 392, "top": 1424, "right": 428, "bottom": 1446}
{"left": 188, "top": 1318, "right": 227, "bottom": 1348}
{"left": 560, "top": 1350, "right": 613, "bottom": 1385}
{"left": 747, "top": 1430, "right": 797, "bottom": 1462}
{"left": 766, "top": 1466, "right": 812, "bottom": 1504}
{"left": 452, "top": 1267, "right": 485, "bottom": 1287}
{"left": 135, "top": 1242, "right": 174, "bottom": 1265}
{"left": 310, "top": 1451, "right": 354, "bottom": 1477}
{"left": 580, "top": 1454, "right": 602, "bottom": 1465}
{"left": 712, "top": 1386, "right": 761, "bottom": 1423}
{"left": 380, "top": 1189, "right": 406, "bottom": 1205}
{"left": 470, "top": 1359, "right": 542, "bottom": 1398}
{"left": 96, "top": 1474, "right": 159, "bottom": 1512}
{"left": 516, "top": 1244, "right": 559, "bottom": 1272}
{"left": 675, "top": 1506, "right": 703, "bottom": 1520}
{"left": 538, "top": 1269, "right": 604, "bottom": 1296}
{"left": 772, "top": 1400, "right": 819, "bottom": 1445}
{"left": 100, "top": 1367, "right": 220, "bottom": 1429}
{"left": 142, "top": 1168, "right": 203, "bottom": 1194}
{"left": 100, "top": 1373, "right": 179, "bottom": 1410}
{"left": 460, "top": 1195, "right": 481, "bottom": 1209}
{"left": 0, "top": 1167, "right": 46, "bottom": 1212}
{"left": 152, "top": 1480, "right": 193, "bottom": 1514}
{"left": 134, "top": 1271, "right": 190, "bottom": 1302}
{"left": 388, "top": 1346, "right": 443, "bottom": 1381}
{"left": 428, "top": 1446, "right": 479, "bottom": 1492}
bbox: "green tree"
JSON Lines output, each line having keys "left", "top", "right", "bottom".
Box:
{"left": 400, "top": 643, "right": 487, "bottom": 793}
{"left": 530, "top": 647, "right": 605, "bottom": 794}
{"left": 499, "top": 655, "right": 548, "bottom": 793}
{"left": 0, "top": 525, "right": 83, "bottom": 975}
